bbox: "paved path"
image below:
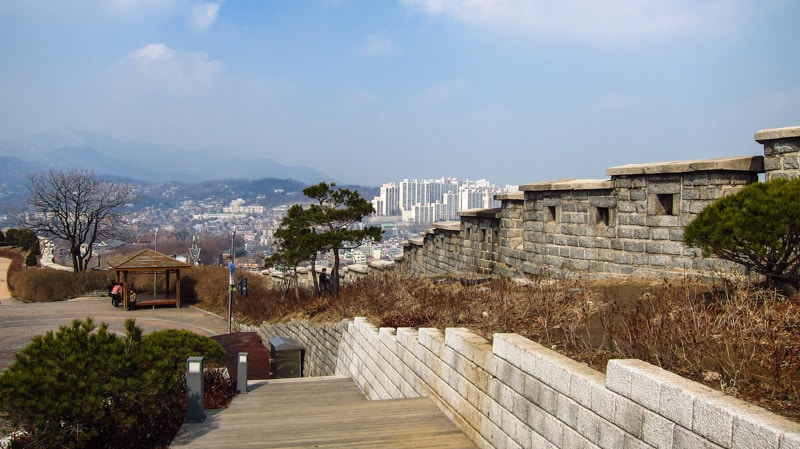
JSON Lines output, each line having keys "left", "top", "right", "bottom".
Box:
{"left": 0, "top": 258, "right": 12, "bottom": 304}
{"left": 1, "top": 259, "right": 477, "bottom": 448}
{"left": 0, "top": 258, "right": 229, "bottom": 371}
{"left": 172, "top": 376, "right": 477, "bottom": 449}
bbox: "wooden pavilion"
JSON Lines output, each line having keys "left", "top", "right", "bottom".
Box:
{"left": 107, "top": 249, "right": 191, "bottom": 309}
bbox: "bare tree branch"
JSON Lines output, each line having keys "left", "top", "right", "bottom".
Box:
{"left": 25, "top": 169, "right": 138, "bottom": 272}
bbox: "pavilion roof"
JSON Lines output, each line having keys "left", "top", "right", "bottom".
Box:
{"left": 107, "top": 249, "right": 191, "bottom": 270}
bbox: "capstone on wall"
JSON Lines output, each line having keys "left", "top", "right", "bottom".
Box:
{"left": 398, "top": 126, "right": 800, "bottom": 280}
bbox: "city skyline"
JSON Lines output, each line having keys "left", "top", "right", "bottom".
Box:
{"left": 0, "top": 1, "right": 798, "bottom": 187}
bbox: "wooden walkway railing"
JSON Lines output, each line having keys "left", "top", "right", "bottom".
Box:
{"left": 171, "top": 376, "right": 477, "bottom": 448}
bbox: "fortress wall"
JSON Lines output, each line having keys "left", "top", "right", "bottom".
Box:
{"left": 262, "top": 317, "right": 800, "bottom": 449}
{"left": 397, "top": 125, "right": 800, "bottom": 280}
{"left": 758, "top": 126, "right": 800, "bottom": 181}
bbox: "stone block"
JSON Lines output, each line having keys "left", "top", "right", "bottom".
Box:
{"left": 691, "top": 391, "right": 744, "bottom": 447}
{"left": 673, "top": 425, "right": 716, "bottom": 449}
{"left": 647, "top": 215, "right": 681, "bottom": 228}
{"left": 542, "top": 413, "right": 565, "bottom": 448}
{"left": 645, "top": 241, "right": 662, "bottom": 254}
{"left": 591, "top": 385, "right": 617, "bottom": 423}
{"left": 648, "top": 182, "right": 682, "bottom": 194}
{"left": 642, "top": 410, "right": 675, "bottom": 449}
{"left": 597, "top": 418, "right": 626, "bottom": 449}
{"left": 529, "top": 430, "right": 557, "bottom": 449}
{"left": 562, "top": 424, "right": 602, "bottom": 449}
{"left": 556, "top": 395, "right": 579, "bottom": 429}
{"left": 658, "top": 376, "right": 713, "bottom": 429}
{"left": 731, "top": 405, "right": 800, "bottom": 449}
{"left": 781, "top": 432, "right": 800, "bottom": 449}
{"left": 614, "top": 396, "right": 644, "bottom": 439}
{"left": 576, "top": 405, "right": 601, "bottom": 442}
{"left": 773, "top": 140, "right": 800, "bottom": 154}
{"left": 765, "top": 157, "right": 783, "bottom": 171}
{"left": 623, "top": 241, "right": 645, "bottom": 253}
{"left": 623, "top": 433, "right": 656, "bottom": 449}
{"left": 649, "top": 254, "right": 672, "bottom": 267}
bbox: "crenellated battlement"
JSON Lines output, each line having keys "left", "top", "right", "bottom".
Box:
{"left": 397, "top": 126, "right": 800, "bottom": 280}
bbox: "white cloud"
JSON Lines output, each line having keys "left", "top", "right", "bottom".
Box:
{"left": 191, "top": 2, "right": 221, "bottom": 31}
{"left": 123, "top": 43, "right": 224, "bottom": 93}
{"left": 359, "top": 31, "right": 400, "bottom": 56}
{"left": 399, "top": 0, "right": 746, "bottom": 42}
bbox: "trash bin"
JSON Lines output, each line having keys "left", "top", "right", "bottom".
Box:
{"left": 269, "top": 336, "right": 304, "bottom": 378}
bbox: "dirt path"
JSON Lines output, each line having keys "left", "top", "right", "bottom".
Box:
{"left": 0, "top": 258, "right": 12, "bottom": 303}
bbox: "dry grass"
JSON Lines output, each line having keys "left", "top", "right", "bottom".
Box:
{"left": 6, "top": 262, "right": 800, "bottom": 421}
{"left": 8, "top": 265, "right": 115, "bottom": 302}
{"left": 187, "top": 270, "right": 800, "bottom": 422}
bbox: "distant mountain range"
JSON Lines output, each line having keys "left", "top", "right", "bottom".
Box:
{"left": 0, "top": 131, "right": 377, "bottom": 212}
{"left": 0, "top": 131, "right": 330, "bottom": 184}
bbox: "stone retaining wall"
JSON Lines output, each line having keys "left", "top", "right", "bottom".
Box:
{"left": 252, "top": 317, "right": 800, "bottom": 449}
{"left": 240, "top": 319, "right": 344, "bottom": 378}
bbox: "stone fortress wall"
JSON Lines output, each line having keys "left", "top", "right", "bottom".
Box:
{"left": 396, "top": 125, "right": 800, "bottom": 280}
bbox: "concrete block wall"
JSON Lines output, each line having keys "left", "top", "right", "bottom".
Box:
{"left": 245, "top": 317, "right": 800, "bottom": 448}
{"left": 333, "top": 318, "right": 800, "bottom": 449}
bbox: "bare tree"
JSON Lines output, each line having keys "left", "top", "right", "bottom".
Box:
{"left": 26, "top": 169, "right": 138, "bottom": 272}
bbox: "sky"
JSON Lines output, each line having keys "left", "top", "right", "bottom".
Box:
{"left": 0, "top": 0, "right": 798, "bottom": 187}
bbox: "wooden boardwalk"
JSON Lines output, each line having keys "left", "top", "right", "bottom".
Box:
{"left": 171, "top": 376, "right": 477, "bottom": 448}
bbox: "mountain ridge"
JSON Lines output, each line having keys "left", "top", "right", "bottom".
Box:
{"left": 0, "top": 131, "right": 331, "bottom": 184}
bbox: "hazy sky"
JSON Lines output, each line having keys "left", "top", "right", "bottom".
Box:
{"left": 1, "top": 0, "right": 798, "bottom": 186}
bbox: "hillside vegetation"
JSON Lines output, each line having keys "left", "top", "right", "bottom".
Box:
{"left": 7, "top": 264, "right": 800, "bottom": 422}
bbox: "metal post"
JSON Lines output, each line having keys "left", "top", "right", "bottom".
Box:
{"left": 185, "top": 356, "right": 205, "bottom": 422}
{"left": 153, "top": 228, "right": 159, "bottom": 296}
{"left": 227, "top": 227, "right": 236, "bottom": 334}
{"left": 237, "top": 352, "right": 248, "bottom": 394}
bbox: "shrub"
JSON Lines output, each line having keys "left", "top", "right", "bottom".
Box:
{"left": 0, "top": 318, "right": 228, "bottom": 449}
{"left": 24, "top": 251, "right": 38, "bottom": 267}
{"left": 3, "top": 228, "right": 38, "bottom": 251}
{"left": 684, "top": 178, "right": 800, "bottom": 296}
{"left": 10, "top": 268, "right": 114, "bottom": 302}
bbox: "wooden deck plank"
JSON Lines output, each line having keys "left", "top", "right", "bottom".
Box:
{"left": 172, "top": 376, "right": 477, "bottom": 449}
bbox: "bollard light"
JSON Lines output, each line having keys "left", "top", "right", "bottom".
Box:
{"left": 186, "top": 356, "right": 205, "bottom": 422}
{"left": 237, "top": 352, "right": 248, "bottom": 394}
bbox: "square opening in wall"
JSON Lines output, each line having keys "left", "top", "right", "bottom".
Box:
{"left": 481, "top": 229, "right": 487, "bottom": 242}
{"left": 656, "top": 193, "right": 676, "bottom": 215}
{"left": 545, "top": 205, "right": 557, "bottom": 223}
{"left": 595, "top": 207, "right": 610, "bottom": 226}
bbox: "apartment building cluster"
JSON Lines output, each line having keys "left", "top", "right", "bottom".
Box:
{"left": 223, "top": 198, "right": 265, "bottom": 215}
{"left": 371, "top": 178, "right": 515, "bottom": 224}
